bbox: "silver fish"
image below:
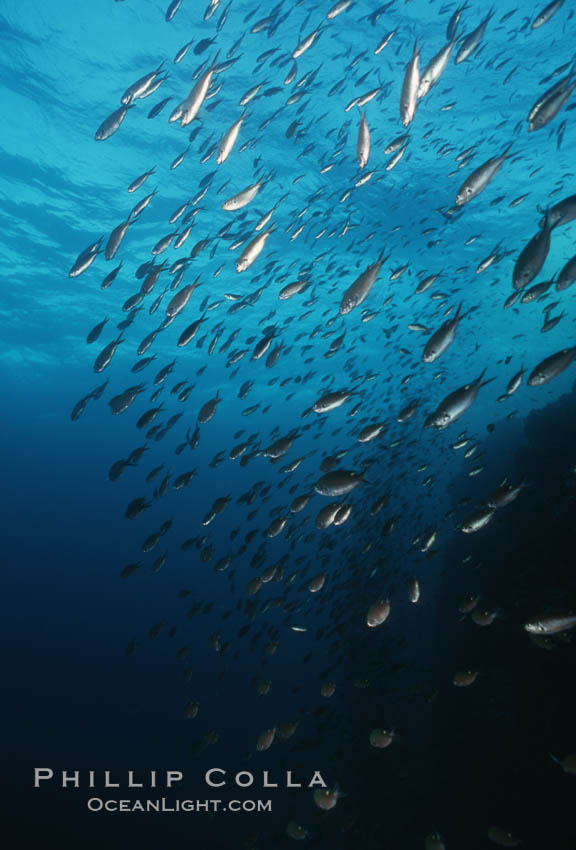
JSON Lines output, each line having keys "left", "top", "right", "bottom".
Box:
{"left": 461, "top": 507, "right": 495, "bottom": 533}
{"left": 356, "top": 111, "right": 370, "bottom": 168}
{"left": 314, "top": 470, "right": 365, "bottom": 497}
{"left": 487, "top": 482, "right": 524, "bottom": 509}
{"left": 339, "top": 251, "right": 386, "bottom": 314}
{"left": 121, "top": 62, "right": 165, "bottom": 105}
{"left": 513, "top": 209, "right": 559, "bottom": 290}
{"left": 105, "top": 220, "right": 132, "bottom": 261}
{"left": 422, "top": 302, "right": 472, "bottom": 363}
{"left": 425, "top": 370, "right": 494, "bottom": 429}
{"left": 313, "top": 389, "right": 355, "bottom": 413}
{"left": 95, "top": 105, "right": 133, "bottom": 141}
{"left": 527, "top": 346, "right": 576, "bottom": 386}
{"left": 109, "top": 384, "right": 145, "bottom": 415}
{"left": 556, "top": 252, "right": 576, "bottom": 291}
{"left": 400, "top": 41, "right": 421, "bottom": 127}
{"left": 532, "top": 0, "right": 565, "bottom": 30}
{"left": 170, "top": 53, "right": 219, "bottom": 127}
{"left": 455, "top": 144, "right": 512, "bottom": 206}
{"left": 524, "top": 612, "right": 576, "bottom": 634}
{"left": 418, "top": 39, "right": 455, "bottom": 99}
{"left": 528, "top": 77, "right": 575, "bottom": 131}
{"left": 94, "top": 334, "right": 123, "bottom": 373}
{"left": 454, "top": 9, "right": 494, "bottom": 65}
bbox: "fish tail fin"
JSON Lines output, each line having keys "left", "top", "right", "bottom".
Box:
{"left": 480, "top": 376, "right": 496, "bottom": 389}
{"left": 549, "top": 752, "right": 561, "bottom": 766}
{"left": 460, "top": 303, "right": 477, "bottom": 321}
{"left": 476, "top": 368, "right": 495, "bottom": 388}
{"left": 542, "top": 207, "right": 565, "bottom": 231}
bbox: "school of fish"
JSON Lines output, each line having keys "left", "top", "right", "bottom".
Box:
{"left": 69, "top": 0, "right": 576, "bottom": 845}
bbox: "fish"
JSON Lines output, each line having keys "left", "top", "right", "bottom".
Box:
{"left": 366, "top": 599, "right": 391, "bottom": 627}
{"left": 326, "top": 0, "right": 353, "bottom": 19}
{"left": 109, "top": 385, "right": 145, "bottom": 415}
{"left": 121, "top": 62, "right": 165, "bottom": 105}
{"left": 356, "top": 111, "right": 370, "bottom": 169}
{"left": 425, "top": 370, "right": 494, "bottom": 429}
{"left": 170, "top": 52, "right": 220, "bottom": 127}
{"left": 198, "top": 392, "right": 221, "bottom": 424}
{"left": 236, "top": 227, "right": 274, "bottom": 273}
{"left": 95, "top": 105, "right": 134, "bottom": 141}
{"left": 528, "top": 74, "right": 576, "bottom": 132}
{"left": 422, "top": 302, "right": 472, "bottom": 363}
{"left": 453, "top": 670, "right": 479, "bottom": 687}
{"left": 512, "top": 209, "right": 560, "bottom": 290}
{"left": 418, "top": 39, "right": 455, "bottom": 99}
{"left": 69, "top": 239, "right": 102, "bottom": 278}
{"left": 165, "top": 0, "right": 183, "bottom": 22}
{"left": 446, "top": 3, "right": 469, "bottom": 40}
{"left": 166, "top": 284, "right": 197, "bottom": 318}
{"left": 314, "top": 470, "right": 366, "bottom": 497}
{"left": 127, "top": 168, "right": 156, "bottom": 193}
{"left": 93, "top": 334, "right": 123, "bottom": 373}
{"left": 369, "top": 729, "right": 395, "bottom": 748}
{"left": 487, "top": 481, "right": 524, "bottom": 509}
{"left": 460, "top": 507, "right": 495, "bottom": 533}
{"left": 292, "top": 27, "right": 323, "bottom": 60}
{"left": 555, "top": 251, "right": 576, "bottom": 291}
{"left": 541, "top": 193, "right": 576, "bottom": 228}
{"left": 313, "top": 389, "right": 355, "bottom": 413}
{"left": 527, "top": 346, "right": 576, "bottom": 386}
{"left": 532, "top": 0, "right": 565, "bottom": 30}
{"left": 454, "top": 8, "right": 494, "bottom": 64}
{"left": 339, "top": 250, "right": 387, "bottom": 314}
{"left": 222, "top": 180, "right": 266, "bottom": 211}
{"left": 524, "top": 613, "right": 576, "bottom": 634}
{"left": 455, "top": 144, "right": 512, "bottom": 206}
{"left": 400, "top": 41, "right": 421, "bottom": 127}
{"left": 105, "top": 219, "right": 132, "bottom": 261}
{"left": 217, "top": 113, "right": 246, "bottom": 165}
{"left": 86, "top": 318, "right": 108, "bottom": 344}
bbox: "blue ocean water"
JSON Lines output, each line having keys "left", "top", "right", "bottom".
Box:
{"left": 2, "top": 0, "right": 576, "bottom": 847}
